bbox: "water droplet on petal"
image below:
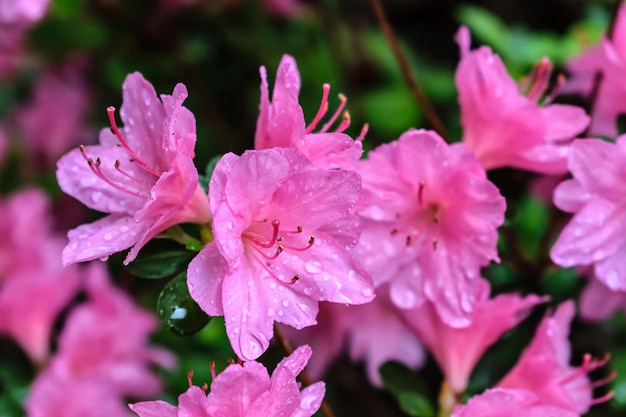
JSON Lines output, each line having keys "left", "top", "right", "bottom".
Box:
{"left": 103, "top": 233, "right": 113, "bottom": 241}
{"left": 282, "top": 300, "right": 290, "bottom": 307}
{"left": 304, "top": 259, "right": 323, "bottom": 274}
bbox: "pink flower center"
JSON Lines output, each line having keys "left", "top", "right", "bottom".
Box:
{"left": 389, "top": 182, "right": 442, "bottom": 250}
{"left": 519, "top": 58, "right": 565, "bottom": 105}
{"left": 78, "top": 107, "right": 160, "bottom": 200}
{"left": 242, "top": 218, "right": 315, "bottom": 284}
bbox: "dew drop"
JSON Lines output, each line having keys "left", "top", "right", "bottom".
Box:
{"left": 330, "top": 253, "right": 340, "bottom": 260}
{"left": 104, "top": 232, "right": 113, "bottom": 241}
{"left": 304, "top": 259, "right": 323, "bottom": 274}
{"left": 282, "top": 300, "right": 290, "bottom": 307}
{"left": 277, "top": 310, "right": 284, "bottom": 316}
{"left": 91, "top": 191, "right": 102, "bottom": 203}
{"left": 361, "top": 287, "right": 373, "bottom": 297}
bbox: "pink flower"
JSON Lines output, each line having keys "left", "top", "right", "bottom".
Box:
{"left": 402, "top": 280, "right": 546, "bottom": 394}
{"left": 354, "top": 129, "right": 505, "bottom": 326}
{"left": 0, "top": 189, "right": 81, "bottom": 363}
{"left": 256, "top": 54, "right": 364, "bottom": 170}
{"left": 56, "top": 72, "right": 211, "bottom": 266}
{"left": 282, "top": 285, "right": 425, "bottom": 386}
{"left": 0, "top": 268, "right": 80, "bottom": 364}
{"left": 452, "top": 388, "right": 578, "bottom": 417}
{"left": 0, "top": 124, "right": 7, "bottom": 165}
{"left": 551, "top": 137, "right": 626, "bottom": 291}
{"left": 564, "top": 3, "right": 626, "bottom": 137}
{"left": 580, "top": 276, "right": 626, "bottom": 321}
{"left": 26, "top": 262, "right": 174, "bottom": 417}
{"left": 0, "top": 0, "right": 50, "bottom": 26}
{"left": 130, "top": 345, "right": 325, "bottom": 417}
{"left": 456, "top": 26, "right": 589, "bottom": 174}
{"left": 16, "top": 60, "right": 93, "bottom": 165}
{"left": 187, "top": 148, "right": 374, "bottom": 360}
{"left": 498, "top": 301, "right": 608, "bottom": 414}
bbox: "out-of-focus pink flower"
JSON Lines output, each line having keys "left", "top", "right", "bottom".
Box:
{"left": 551, "top": 137, "right": 626, "bottom": 291}
{"left": 498, "top": 301, "right": 608, "bottom": 414}
{"left": 0, "top": 0, "right": 49, "bottom": 25}
{"left": 452, "top": 388, "right": 579, "bottom": 417}
{"left": 0, "top": 0, "right": 49, "bottom": 79}
{"left": 26, "top": 263, "right": 173, "bottom": 416}
{"left": 580, "top": 276, "right": 626, "bottom": 321}
{"left": 282, "top": 285, "right": 424, "bottom": 386}
{"left": 0, "top": 189, "right": 80, "bottom": 364}
{"left": 188, "top": 148, "right": 374, "bottom": 360}
{"left": 16, "top": 61, "right": 93, "bottom": 166}
{"left": 354, "top": 129, "right": 505, "bottom": 327}
{"left": 403, "top": 280, "right": 546, "bottom": 394}
{"left": 259, "top": 0, "right": 300, "bottom": 17}
{"left": 130, "top": 345, "right": 325, "bottom": 417}
{"left": 0, "top": 268, "right": 80, "bottom": 364}
{"left": 564, "top": 3, "right": 626, "bottom": 137}
{"left": 57, "top": 72, "right": 211, "bottom": 266}
{"left": 256, "top": 54, "right": 363, "bottom": 170}
{"left": 456, "top": 26, "right": 589, "bottom": 174}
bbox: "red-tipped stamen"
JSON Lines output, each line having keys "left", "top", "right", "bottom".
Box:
{"left": 592, "top": 370, "right": 617, "bottom": 388}
{"left": 114, "top": 160, "right": 153, "bottom": 188}
{"left": 543, "top": 74, "right": 566, "bottom": 105}
{"left": 320, "top": 93, "right": 347, "bottom": 133}
{"left": 306, "top": 84, "right": 331, "bottom": 134}
{"left": 249, "top": 250, "right": 299, "bottom": 286}
{"left": 526, "top": 58, "right": 552, "bottom": 101}
{"left": 80, "top": 147, "right": 148, "bottom": 199}
{"left": 280, "top": 236, "right": 315, "bottom": 252}
{"left": 106, "top": 106, "right": 160, "bottom": 177}
{"left": 187, "top": 370, "right": 194, "bottom": 387}
{"left": 210, "top": 360, "right": 216, "bottom": 381}
{"left": 334, "top": 111, "right": 351, "bottom": 133}
{"left": 356, "top": 123, "right": 369, "bottom": 142}
{"left": 590, "top": 391, "right": 614, "bottom": 406}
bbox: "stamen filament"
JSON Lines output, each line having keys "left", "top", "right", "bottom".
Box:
{"left": 106, "top": 106, "right": 161, "bottom": 177}
{"left": 334, "top": 111, "right": 351, "bottom": 133}
{"left": 305, "top": 84, "right": 331, "bottom": 134}
{"left": 320, "top": 93, "right": 347, "bottom": 133}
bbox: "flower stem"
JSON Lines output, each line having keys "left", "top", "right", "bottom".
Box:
{"left": 274, "top": 325, "right": 338, "bottom": 417}
{"left": 369, "top": 0, "right": 449, "bottom": 141}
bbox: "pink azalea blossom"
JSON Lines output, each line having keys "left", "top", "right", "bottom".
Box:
{"left": 282, "top": 285, "right": 425, "bottom": 386}
{"left": 26, "top": 262, "right": 174, "bottom": 416}
{"left": 452, "top": 388, "right": 578, "bottom": 417}
{"left": 56, "top": 72, "right": 211, "bottom": 266}
{"left": 551, "top": 137, "right": 626, "bottom": 291}
{"left": 0, "top": 0, "right": 50, "bottom": 25}
{"left": 402, "top": 280, "right": 546, "bottom": 394}
{"left": 456, "top": 26, "right": 589, "bottom": 174}
{"left": 16, "top": 60, "right": 93, "bottom": 165}
{"left": 187, "top": 147, "right": 374, "bottom": 360}
{"left": 354, "top": 129, "right": 505, "bottom": 326}
{"left": 0, "top": 189, "right": 80, "bottom": 363}
{"left": 0, "top": 268, "right": 80, "bottom": 364}
{"left": 580, "top": 276, "right": 626, "bottom": 321}
{"left": 130, "top": 345, "right": 325, "bottom": 417}
{"left": 256, "top": 54, "right": 364, "bottom": 170}
{"left": 498, "top": 301, "right": 608, "bottom": 414}
{"left": 564, "top": 3, "right": 626, "bottom": 137}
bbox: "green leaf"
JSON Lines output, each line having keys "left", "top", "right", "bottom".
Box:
{"left": 125, "top": 249, "right": 195, "bottom": 279}
{"left": 398, "top": 392, "right": 434, "bottom": 417}
{"left": 158, "top": 271, "right": 211, "bottom": 336}
{"left": 199, "top": 154, "right": 223, "bottom": 194}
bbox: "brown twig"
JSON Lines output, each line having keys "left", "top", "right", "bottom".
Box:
{"left": 368, "top": 0, "right": 449, "bottom": 141}
{"left": 274, "top": 325, "right": 337, "bottom": 417}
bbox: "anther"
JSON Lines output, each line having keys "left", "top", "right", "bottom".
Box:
{"left": 356, "top": 123, "right": 369, "bottom": 142}
{"left": 291, "top": 275, "right": 300, "bottom": 283}
{"left": 187, "top": 370, "right": 194, "bottom": 387}
{"left": 210, "top": 360, "right": 216, "bottom": 380}
{"left": 320, "top": 93, "right": 348, "bottom": 132}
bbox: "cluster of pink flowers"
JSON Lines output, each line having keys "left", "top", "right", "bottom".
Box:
{"left": 11, "top": 4, "right": 623, "bottom": 415}
{"left": 130, "top": 345, "right": 324, "bottom": 417}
